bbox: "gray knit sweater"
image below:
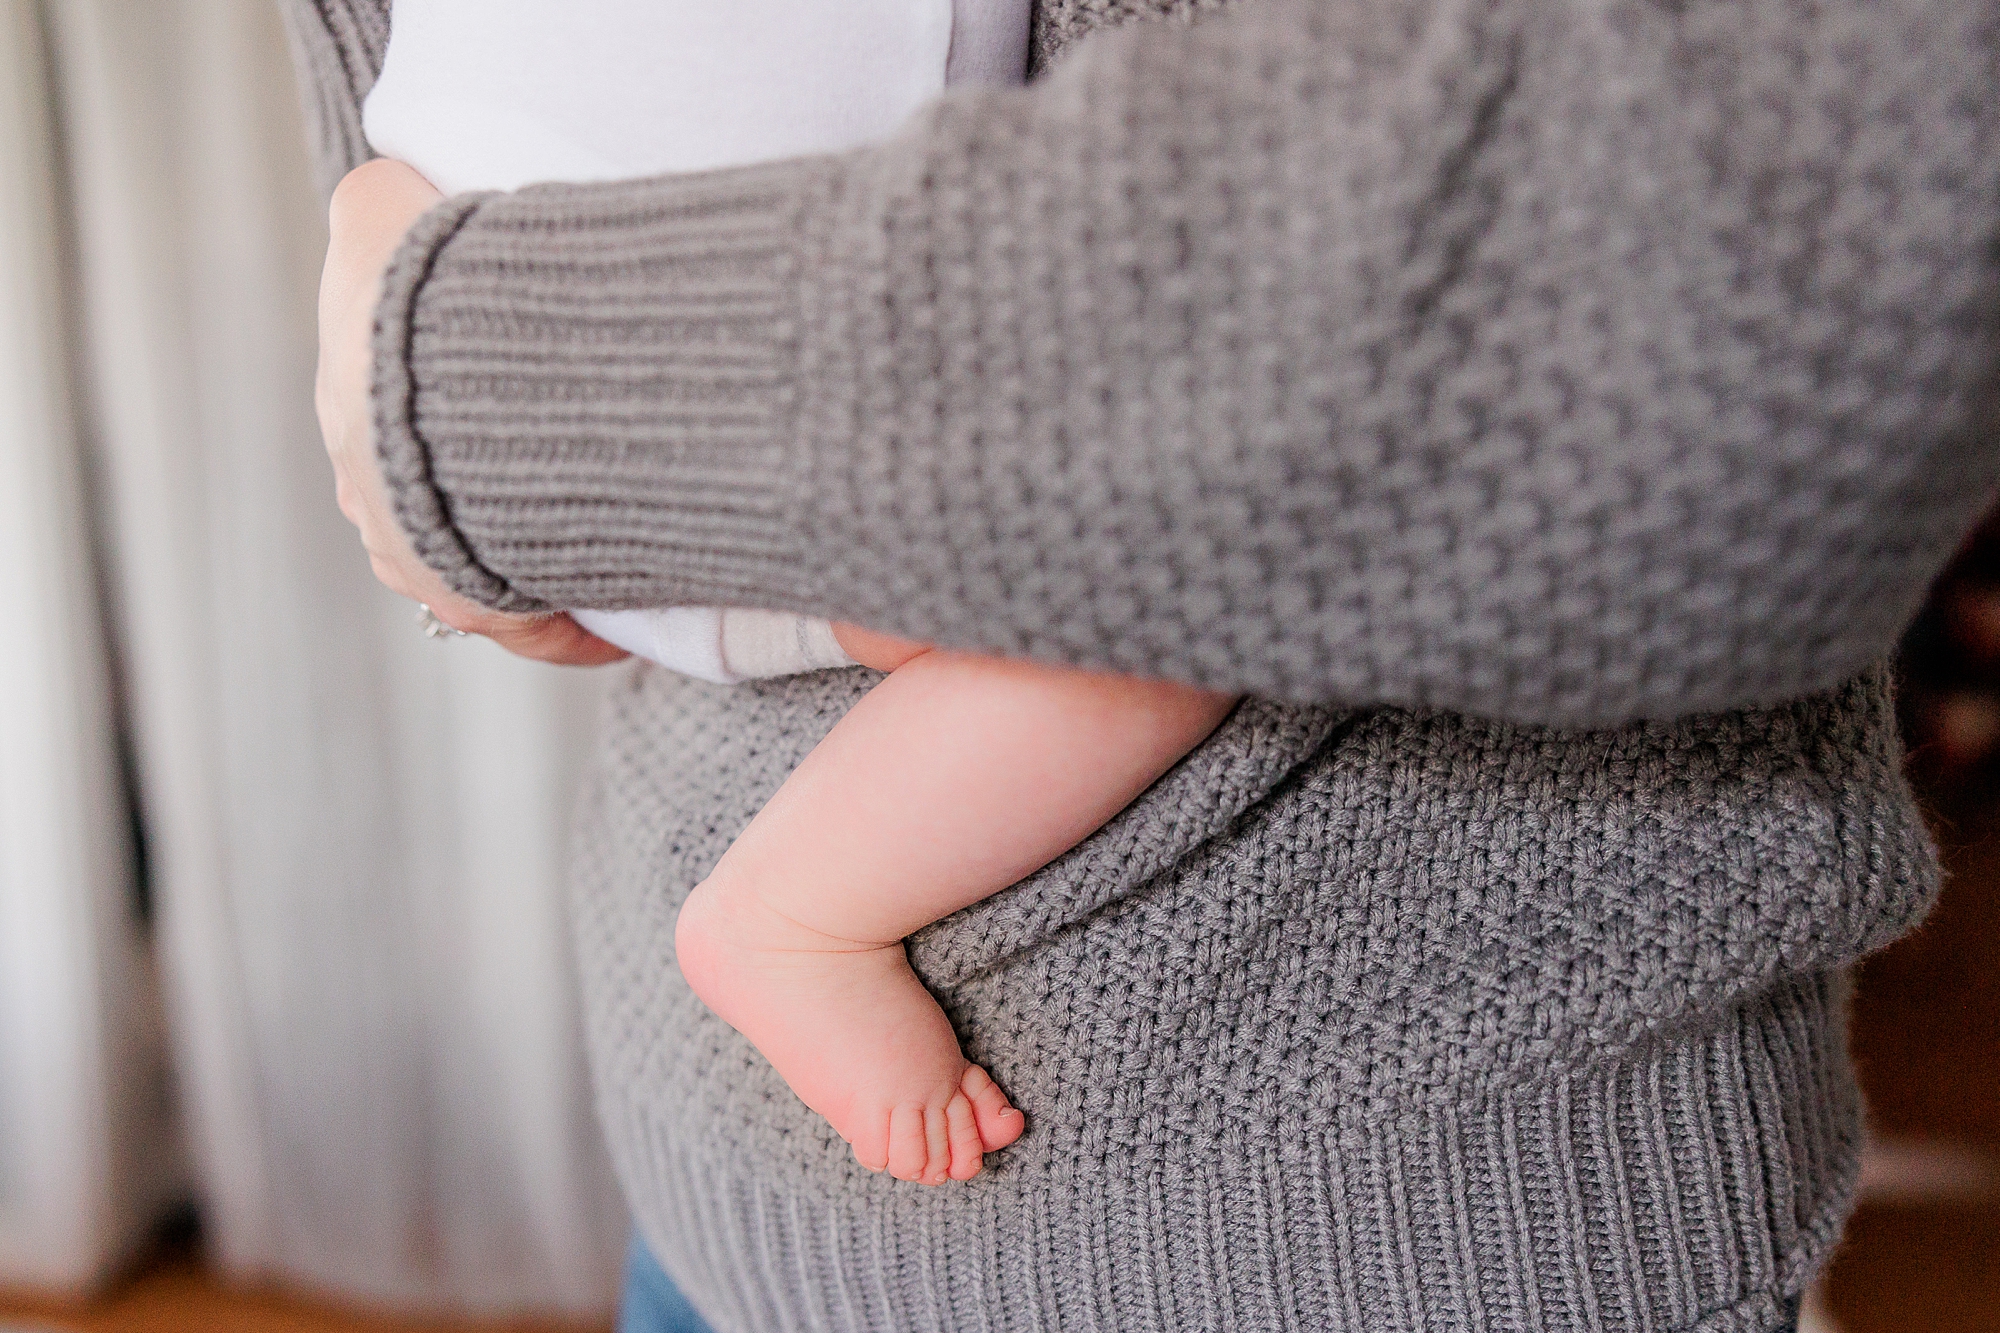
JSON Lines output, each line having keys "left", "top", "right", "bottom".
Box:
{"left": 280, "top": 0, "right": 1998, "bottom": 1328}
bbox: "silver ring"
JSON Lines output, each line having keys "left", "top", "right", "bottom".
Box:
{"left": 416, "top": 603, "right": 468, "bottom": 639}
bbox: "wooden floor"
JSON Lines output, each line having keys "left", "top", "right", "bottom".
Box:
{"left": 5, "top": 807, "right": 1998, "bottom": 1333}
{"left": 0, "top": 1242, "right": 611, "bottom": 1333}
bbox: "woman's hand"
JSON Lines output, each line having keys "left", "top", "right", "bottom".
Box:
{"left": 316, "top": 159, "right": 625, "bottom": 666}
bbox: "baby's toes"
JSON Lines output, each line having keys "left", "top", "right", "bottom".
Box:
{"left": 923, "top": 1099, "right": 953, "bottom": 1185}
{"left": 848, "top": 1121, "right": 890, "bottom": 1174}
{"left": 946, "top": 1092, "right": 985, "bottom": 1181}
{"left": 961, "top": 1065, "right": 1026, "bottom": 1151}
{"left": 886, "top": 1104, "right": 933, "bottom": 1182}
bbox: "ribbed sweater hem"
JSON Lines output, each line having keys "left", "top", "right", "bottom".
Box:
{"left": 372, "top": 169, "right": 820, "bottom": 614}
{"left": 618, "top": 975, "right": 1858, "bottom": 1333}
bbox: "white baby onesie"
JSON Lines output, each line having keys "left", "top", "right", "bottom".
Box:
{"left": 365, "top": 0, "right": 1031, "bottom": 683}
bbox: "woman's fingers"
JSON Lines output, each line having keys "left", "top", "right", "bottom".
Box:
{"left": 375, "top": 561, "right": 628, "bottom": 668}
{"left": 356, "top": 504, "right": 628, "bottom": 667}
{"left": 314, "top": 160, "right": 627, "bottom": 670}
{"left": 480, "top": 613, "right": 632, "bottom": 667}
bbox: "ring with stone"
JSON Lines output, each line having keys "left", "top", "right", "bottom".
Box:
{"left": 416, "top": 603, "right": 468, "bottom": 639}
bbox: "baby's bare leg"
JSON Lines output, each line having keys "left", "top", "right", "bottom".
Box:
{"left": 674, "top": 637, "right": 1234, "bottom": 1184}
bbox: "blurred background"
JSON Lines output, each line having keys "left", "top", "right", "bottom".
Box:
{"left": 1, "top": 0, "right": 624, "bottom": 1325}
{"left": 0, "top": 2, "right": 1992, "bottom": 1332}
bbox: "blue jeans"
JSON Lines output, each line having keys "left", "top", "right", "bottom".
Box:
{"left": 619, "top": 1236, "right": 716, "bottom": 1333}
{"left": 616, "top": 1234, "right": 1801, "bottom": 1333}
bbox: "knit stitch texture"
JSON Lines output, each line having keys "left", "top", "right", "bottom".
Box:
{"left": 278, "top": 0, "right": 1998, "bottom": 1326}
{"left": 362, "top": 0, "right": 1998, "bottom": 726}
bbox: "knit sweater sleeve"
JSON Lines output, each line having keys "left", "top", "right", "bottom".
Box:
{"left": 298, "top": 0, "right": 2000, "bottom": 725}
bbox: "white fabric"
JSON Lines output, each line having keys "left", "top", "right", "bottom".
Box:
{"left": 366, "top": 0, "right": 964, "bottom": 191}
{"left": 569, "top": 607, "right": 857, "bottom": 685}
{"left": 574, "top": 607, "right": 736, "bottom": 685}
{"left": 365, "top": 0, "right": 1031, "bottom": 681}
{"left": 944, "top": 0, "right": 1032, "bottom": 85}
{"left": 719, "top": 608, "right": 857, "bottom": 681}
{"left": 0, "top": 0, "right": 183, "bottom": 1291}
{"left": 38, "top": 0, "right": 625, "bottom": 1311}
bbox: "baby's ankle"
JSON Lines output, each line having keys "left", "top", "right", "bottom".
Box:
{"left": 673, "top": 872, "right": 881, "bottom": 1001}
{"left": 671, "top": 869, "right": 1026, "bottom": 1185}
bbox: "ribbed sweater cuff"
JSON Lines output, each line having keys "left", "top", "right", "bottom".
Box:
{"left": 370, "top": 168, "right": 816, "bottom": 615}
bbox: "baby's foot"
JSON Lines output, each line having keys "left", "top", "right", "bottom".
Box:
{"left": 674, "top": 876, "right": 1025, "bottom": 1184}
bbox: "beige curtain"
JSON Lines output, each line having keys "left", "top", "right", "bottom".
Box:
{"left": 0, "top": 0, "right": 183, "bottom": 1290}
{"left": 0, "top": 0, "right": 625, "bottom": 1311}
